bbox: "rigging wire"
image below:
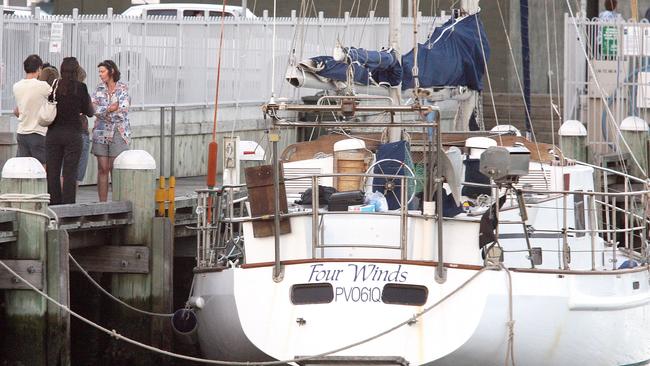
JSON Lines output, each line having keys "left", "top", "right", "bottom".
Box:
{"left": 211, "top": 0, "right": 228, "bottom": 143}
{"left": 473, "top": 12, "right": 502, "bottom": 146}
{"left": 494, "top": 0, "right": 549, "bottom": 188}
{"left": 543, "top": 0, "right": 556, "bottom": 151}
{"left": 544, "top": 0, "right": 564, "bottom": 268}
{"left": 551, "top": 0, "right": 563, "bottom": 121}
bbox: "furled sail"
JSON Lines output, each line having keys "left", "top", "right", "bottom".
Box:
{"left": 402, "top": 13, "right": 490, "bottom": 91}
{"left": 287, "top": 13, "right": 490, "bottom": 92}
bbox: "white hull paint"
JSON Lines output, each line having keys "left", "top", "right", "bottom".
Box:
{"left": 192, "top": 263, "right": 650, "bottom": 366}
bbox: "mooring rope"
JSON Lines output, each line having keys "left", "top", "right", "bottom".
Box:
{"left": 68, "top": 254, "right": 174, "bottom": 318}
{"left": 501, "top": 263, "right": 516, "bottom": 366}
{"left": 0, "top": 256, "right": 496, "bottom": 365}
{"left": 0, "top": 193, "right": 58, "bottom": 228}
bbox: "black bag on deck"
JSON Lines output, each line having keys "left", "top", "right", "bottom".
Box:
{"left": 296, "top": 185, "right": 337, "bottom": 206}
{"left": 328, "top": 190, "right": 365, "bottom": 211}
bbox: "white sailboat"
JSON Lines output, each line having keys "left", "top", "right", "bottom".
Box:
{"left": 178, "top": 1, "right": 650, "bottom": 365}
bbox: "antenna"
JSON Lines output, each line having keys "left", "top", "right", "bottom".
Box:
{"left": 269, "top": 0, "right": 277, "bottom": 104}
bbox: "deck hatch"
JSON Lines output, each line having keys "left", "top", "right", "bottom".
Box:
{"left": 382, "top": 284, "right": 428, "bottom": 306}
{"left": 291, "top": 283, "right": 334, "bottom": 305}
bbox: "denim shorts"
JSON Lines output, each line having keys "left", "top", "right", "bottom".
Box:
{"left": 77, "top": 133, "right": 90, "bottom": 181}
{"left": 91, "top": 130, "right": 129, "bottom": 158}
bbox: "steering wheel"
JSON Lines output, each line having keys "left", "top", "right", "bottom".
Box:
{"left": 364, "top": 158, "right": 416, "bottom": 210}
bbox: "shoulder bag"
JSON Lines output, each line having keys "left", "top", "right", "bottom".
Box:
{"left": 38, "top": 79, "right": 59, "bottom": 127}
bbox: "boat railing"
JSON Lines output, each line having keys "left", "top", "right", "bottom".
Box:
{"left": 193, "top": 172, "right": 418, "bottom": 268}
{"left": 193, "top": 165, "right": 650, "bottom": 271}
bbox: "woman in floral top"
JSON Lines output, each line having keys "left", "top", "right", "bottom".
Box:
{"left": 91, "top": 60, "right": 131, "bottom": 202}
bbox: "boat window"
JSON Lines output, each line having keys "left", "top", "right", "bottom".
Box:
{"left": 290, "top": 283, "right": 334, "bottom": 305}
{"left": 382, "top": 284, "right": 428, "bottom": 306}
{"left": 574, "top": 192, "right": 585, "bottom": 237}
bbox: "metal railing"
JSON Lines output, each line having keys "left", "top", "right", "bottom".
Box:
{"left": 194, "top": 162, "right": 650, "bottom": 273}
{"left": 563, "top": 15, "right": 650, "bottom": 155}
{"left": 1, "top": 9, "right": 443, "bottom": 113}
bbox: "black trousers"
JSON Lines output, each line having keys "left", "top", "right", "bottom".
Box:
{"left": 46, "top": 129, "right": 82, "bottom": 205}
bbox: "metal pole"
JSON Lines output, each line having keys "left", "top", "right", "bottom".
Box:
{"left": 170, "top": 106, "right": 176, "bottom": 176}
{"left": 612, "top": 197, "right": 618, "bottom": 270}
{"left": 388, "top": 0, "right": 402, "bottom": 143}
{"left": 157, "top": 108, "right": 166, "bottom": 217}
{"left": 562, "top": 192, "right": 570, "bottom": 270}
{"left": 515, "top": 188, "right": 535, "bottom": 268}
{"left": 435, "top": 114, "right": 446, "bottom": 283}
{"left": 400, "top": 176, "right": 408, "bottom": 260}
{"left": 271, "top": 130, "right": 283, "bottom": 281}
{"left": 641, "top": 184, "right": 648, "bottom": 260}
{"left": 159, "top": 107, "right": 165, "bottom": 176}
{"left": 169, "top": 107, "right": 177, "bottom": 223}
{"left": 587, "top": 194, "right": 597, "bottom": 271}
{"left": 311, "top": 176, "right": 319, "bottom": 259}
{"left": 623, "top": 178, "right": 632, "bottom": 250}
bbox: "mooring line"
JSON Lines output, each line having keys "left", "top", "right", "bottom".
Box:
{"left": 68, "top": 253, "right": 174, "bottom": 318}
{"left": 0, "top": 257, "right": 496, "bottom": 365}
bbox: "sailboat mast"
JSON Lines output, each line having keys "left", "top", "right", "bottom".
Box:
{"left": 388, "top": 0, "right": 402, "bottom": 143}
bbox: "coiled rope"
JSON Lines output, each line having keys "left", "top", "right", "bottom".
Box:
{"left": 0, "top": 193, "right": 58, "bottom": 228}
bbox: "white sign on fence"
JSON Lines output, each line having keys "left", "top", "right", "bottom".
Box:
{"left": 623, "top": 26, "right": 650, "bottom": 56}
{"left": 49, "top": 22, "right": 64, "bottom": 54}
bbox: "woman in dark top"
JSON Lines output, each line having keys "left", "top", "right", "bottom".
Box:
{"left": 46, "top": 57, "right": 94, "bottom": 205}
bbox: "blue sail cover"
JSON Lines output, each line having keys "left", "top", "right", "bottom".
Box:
{"left": 303, "top": 13, "right": 490, "bottom": 91}
{"left": 402, "top": 14, "right": 490, "bottom": 91}
{"left": 309, "top": 48, "right": 402, "bottom": 86}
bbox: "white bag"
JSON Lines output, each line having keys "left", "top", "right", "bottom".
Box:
{"left": 38, "top": 79, "right": 58, "bottom": 127}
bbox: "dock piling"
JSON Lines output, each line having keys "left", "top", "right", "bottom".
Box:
{"left": 0, "top": 157, "right": 49, "bottom": 365}
{"left": 108, "top": 150, "right": 157, "bottom": 364}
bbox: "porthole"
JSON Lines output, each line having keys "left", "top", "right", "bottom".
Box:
{"left": 290, "top": 283, "right": 334, "bottom": 305}
{"left": 382, "top": 284, "right": 428, "bottom": 306}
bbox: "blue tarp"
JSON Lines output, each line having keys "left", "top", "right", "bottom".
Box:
{"left": 309, "top": 48, "right": 402, "bottom": 86}
{"left": 402, "top": 13, "right": 490, "bottom": 91}
{"left": 305, "top": 13, "right": 490, "bottom": 91}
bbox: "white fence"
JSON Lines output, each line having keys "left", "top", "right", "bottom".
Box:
{"left": 1, "top": 10, "right": 441, "bottom": 113}
{"left": 564, "top": 15, "right": 650, "bottom": 154}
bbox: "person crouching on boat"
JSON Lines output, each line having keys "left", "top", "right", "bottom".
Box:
{"left": 91, "top": 60, "right": 131, "bottom": 202}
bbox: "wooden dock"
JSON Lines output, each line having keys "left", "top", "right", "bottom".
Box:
{"left": 0, "top": 154, "right": 206, "bottom": 366}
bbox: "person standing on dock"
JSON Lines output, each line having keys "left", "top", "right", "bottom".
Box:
{"left": 38, "top": 63, "right": 59, "bottom": 86}
{"left": 12, "top": 54, "right": 50, "bottom": 166}
{"left": 76, "top": 65, "right": 92, "bottom": 188}
{"left": 45, "top": 57, "right": 94, "bottom": 205}
{"left": 91, "top": 60, "right": 131, "bottom": 202}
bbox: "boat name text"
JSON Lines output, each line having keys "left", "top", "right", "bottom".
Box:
{"left": 308, "top": 264, "right": 408, "bottom": 283}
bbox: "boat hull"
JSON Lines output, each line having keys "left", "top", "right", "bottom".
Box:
{"left": 192, "top": 262, "right": 650, "bottom": 366}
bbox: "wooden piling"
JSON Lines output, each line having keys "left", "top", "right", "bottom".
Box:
{"left": 620, "top": 116, "right": 649, "bottom": 178}
{"left": 108, "top": 150, "right": 157, "bottom": 365}
{"left": 0, "top": 157, "right": 48, "bottom": 365}
{"left": 151, "top": 217, "right": 173, "bottom": 356}
{"left": 558, "top": 120, "right": 587, "bottom": 162}
{"left": 46, "top": 229, "right": 71, "bottom": 366}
